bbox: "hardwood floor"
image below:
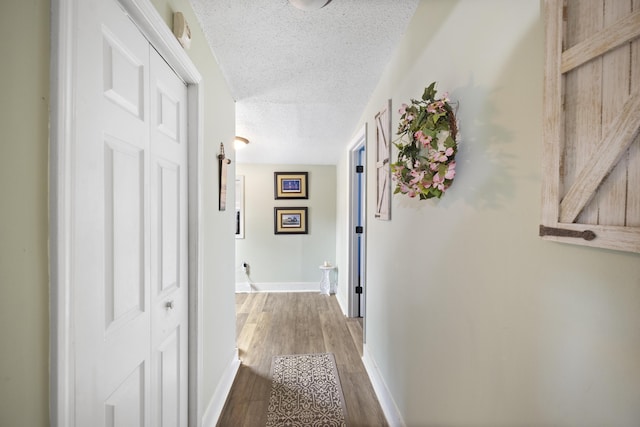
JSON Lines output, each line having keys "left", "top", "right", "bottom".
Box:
{"left": 216, "top": 292, "right": 388, "bottom": 427}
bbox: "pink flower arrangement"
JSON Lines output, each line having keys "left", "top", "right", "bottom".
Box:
{"left": 392, "top": 82, "right": 459, "bottom": 200}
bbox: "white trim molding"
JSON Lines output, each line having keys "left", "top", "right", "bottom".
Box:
{"left": 201, "top": 350, "right": 241, "bottom": 427}
{"left": 49, "top": 1, "right": 75, "bottom": 424}
{"left": 49, "top": 0, "right": 204, "bottom": 425}
{"left": 362, "top": 344, "right": 405, "bottom": 427}
{"left": 235, "top": 282, "right": 321, "bottom": 293}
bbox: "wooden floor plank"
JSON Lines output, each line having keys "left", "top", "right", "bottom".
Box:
{"left": 341, "top": 370, "right": 390, "bottom": 427}
{"left": 346, "top": 317, "right": 364, "bottom": 356}
{"left": 216, "top": 292, "right": 387, "bottom": 426}
{"left": 235, "top": 312, "right": 248, "bottom": 341}
{"left": 236, "top": 292, "right": 250, "bottom": 314}
{"left": 236, "top": 322, "right": 256, "bottom": 362}
{"left": 241, "top": 312, "right": 271, "bottom": 367}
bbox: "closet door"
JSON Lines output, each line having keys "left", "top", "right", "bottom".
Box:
{"left": 72, "top": 0, "right": 188, "bottom": 425}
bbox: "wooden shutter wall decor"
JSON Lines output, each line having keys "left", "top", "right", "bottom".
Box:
{"left": 541, "top": 0, "right": 640, "bottom": 253}
{"left": 375, "top": 99, "right": 392, "bottom": 220}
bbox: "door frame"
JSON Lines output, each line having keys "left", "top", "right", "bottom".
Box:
{"left": 347, "top": 124, "right": 367, "bottom": 323}
{"left": 49, "top": 1, "right": 205, "bottom": 425}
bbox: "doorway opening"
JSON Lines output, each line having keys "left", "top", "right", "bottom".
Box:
{"left": 348, "top": 125, "right": 367, "bottom": 326}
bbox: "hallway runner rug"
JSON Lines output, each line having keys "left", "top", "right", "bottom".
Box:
{"left": 266, "top": 352, "right": 347, "bottom": 427}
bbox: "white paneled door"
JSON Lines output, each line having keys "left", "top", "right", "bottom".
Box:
{"left": 149, "top": 44, "right": 189, "bottom": 427}
{"left": 73, "top": 0, "right": 188, "bottom": 425}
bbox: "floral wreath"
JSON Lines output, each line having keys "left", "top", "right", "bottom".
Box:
{"left": 392, "top": 82, "right": 459, "bottom": 199}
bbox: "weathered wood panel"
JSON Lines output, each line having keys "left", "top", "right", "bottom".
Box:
{"left": 375, "top": 100, "right": 391, "bottom": 220}
{"left": 629, "top": 0, "right": 640, "bottom": 227}
{"left": 564, "top": 0, "right": 603, "bottom": 225}
{"left": 541, "top": 0, "right": 640, "bottom": 253}
{"left": 599, "top": 0, "right": 632, "bottom": 227}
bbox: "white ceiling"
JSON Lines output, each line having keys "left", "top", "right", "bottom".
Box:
{"left": 189, "top": 0, "right": 419, "bottom": 164}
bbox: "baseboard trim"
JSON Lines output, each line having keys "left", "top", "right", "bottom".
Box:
{"left": 201, "top": 350, "right": 240, "bottom": 427}
{"left": 235, "top": 281, "right": 320, "bottom": 293}
{"left": 362, "top": 344, "right": 405, "bottom": 427}
{"left": 336, "top": 291, "right": 348, "bottom": 316}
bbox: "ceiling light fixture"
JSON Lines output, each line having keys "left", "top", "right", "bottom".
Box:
{"left": 288, "top": 0, "right": 332, "bottom": 11}
{"left": 234, "top": 136, "right": 250, "bottom": 150}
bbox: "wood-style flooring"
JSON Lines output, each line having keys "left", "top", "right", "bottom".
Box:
{"left": 216, "top": 292, "right": 388, "bottom": 427}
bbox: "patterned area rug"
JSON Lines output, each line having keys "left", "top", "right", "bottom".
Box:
{"left": 266, "top": 353, "right": 347, "bottom": 427}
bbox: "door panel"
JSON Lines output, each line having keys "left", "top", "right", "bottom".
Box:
{"left": 357, "top": 146, "right": 365, "bottom": 318}
{"left": 104, "top": 136, "right": 145, "bottom": 333}
{"left": 73, "top": 0, "right": 188, "bottom": 425}
{"left": 157, "top": 328, "right": 181, "bottom": 426}
{"left": 149, "top": 46, "right": 189, "bottom": 427}
{"left": 157, "top": 89, "right": 181, "bottom": 142}
{"left": 158, "top": 161, "right": 180, "bottom": 293}
{"left": 105, "top": 363, "right": 146, "bottom": 427}
{"left": 102, "top": 29, "right": 145, "bottom": 119}
{"left": 74, "top": 1, "right": 151, "bottom": 424}
{"left": 349, "top": 140, "right": 366, "bottom": 319}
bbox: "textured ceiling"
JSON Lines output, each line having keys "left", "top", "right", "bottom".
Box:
{"left": 189, "top": 0, "right": 419, "bottom": 164}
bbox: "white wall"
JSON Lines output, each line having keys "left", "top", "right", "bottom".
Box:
{"left": 236, "top": 164, "right": 337, "bottom": 291}
{"left": 0, "top": 1, "right": 50, "bottom": 426}
{"left": 339, "top": 1, "right": 640, "bottom": 425}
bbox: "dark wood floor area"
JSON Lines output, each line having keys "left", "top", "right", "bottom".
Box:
{"left": 216, "top": 292, "right": 388, "bottom": 427}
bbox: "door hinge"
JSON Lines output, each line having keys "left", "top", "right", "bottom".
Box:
{"left": 355, "top": 226, "right": 363, "bottom": 234}
{"left": 539, "top": 225, "right": 596, "bottom": 241}
{"left": 356, "top": 165, "right": 364, "bottom": 173}
{"left": 355, "top": 286, "right": 363, "bottom": 294}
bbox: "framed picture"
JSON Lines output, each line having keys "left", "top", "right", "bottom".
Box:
{"left": 274, "top": 207, "right": 308, "bottom": 234}
{"left": 274, "top": 172, "right": 308, "bottom": 199}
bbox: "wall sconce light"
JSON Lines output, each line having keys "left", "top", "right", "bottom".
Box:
{"left": 172, "top": 12, "right": 192, "bottom": 49}
{"left": 234, "top": 136, "right": 250, "bottom": 150}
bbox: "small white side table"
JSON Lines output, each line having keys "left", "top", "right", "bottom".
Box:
{"left": 319, "top": 265, "right": 336, "bottom": 295}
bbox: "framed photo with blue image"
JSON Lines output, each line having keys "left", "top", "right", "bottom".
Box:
{"left": 274, "top": 207, "right": 308, "bottom": 234}
{"left": 274, "top": 172, "right": 308, "bottom": 199}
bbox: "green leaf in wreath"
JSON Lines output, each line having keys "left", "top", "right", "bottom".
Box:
{"left": 394, "top": 141, "right": 405, "bottom": 150}
{"left": 444, "top": 135, "right": 456, "bottom": 149}
{"left": 426, "top": 117, "right": 436, "bottom": 129}
{"left": 424, "top": 128, "right": 437, "bottom": 138}
{"left": 422, "top": 82, "right": 437, "bottom": 101}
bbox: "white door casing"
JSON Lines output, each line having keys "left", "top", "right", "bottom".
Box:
{"left": 50, "top": 0, "right": 204, "bottom": 426}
